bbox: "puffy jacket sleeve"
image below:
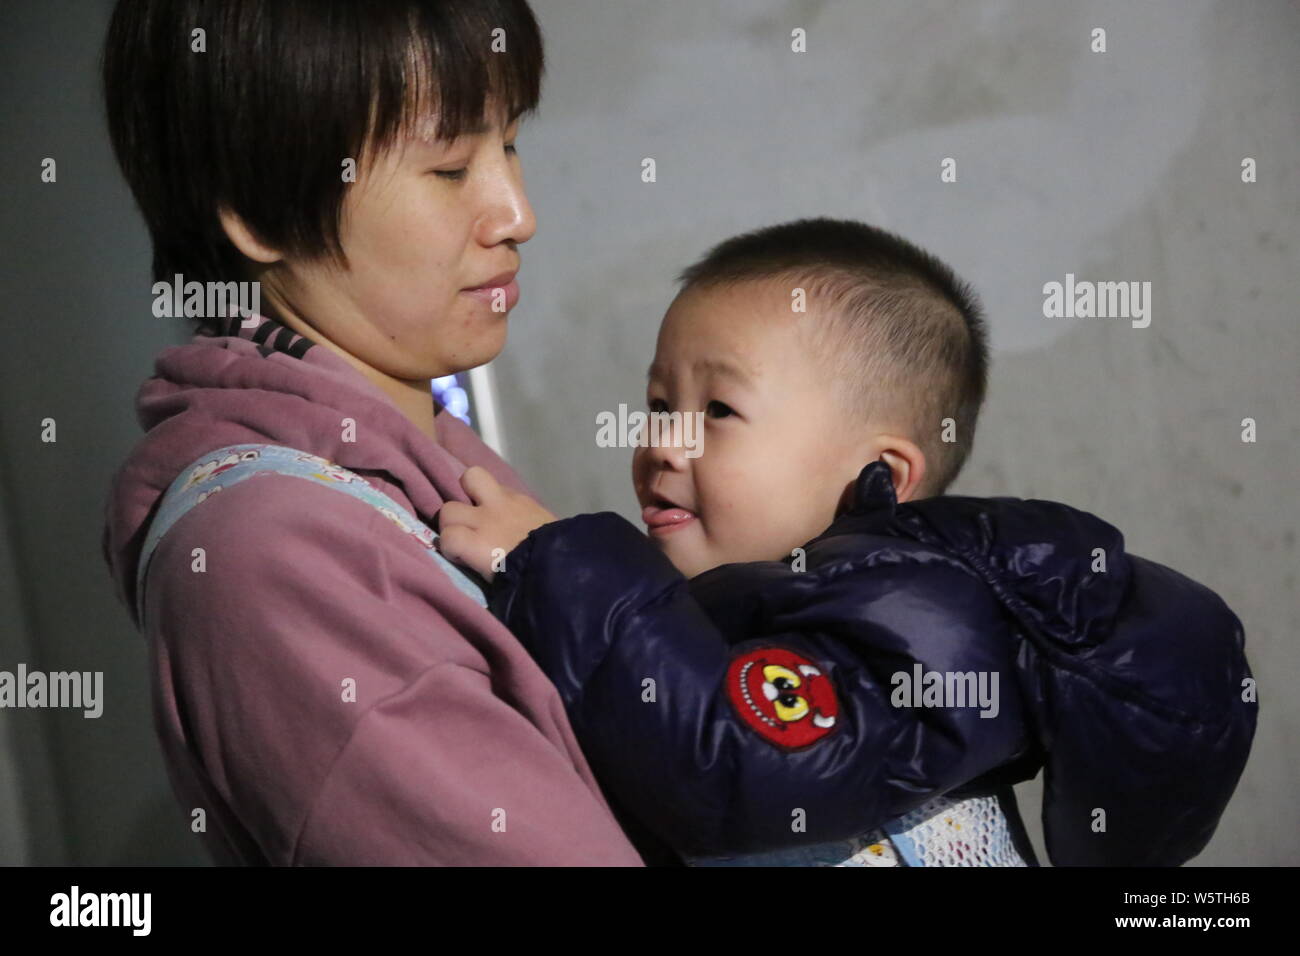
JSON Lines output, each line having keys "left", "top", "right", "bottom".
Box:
{"left": 146, "top": 476, "right": 644, "bottom": 866}
{"left": 488, "top": 512, "right": 1032, "bottom": 857}
{"left": 899, "top": 491, "right": 1258, "bottom": 866}
{"left": 1017, "top": 551, "right": 1255, "bottom": 866}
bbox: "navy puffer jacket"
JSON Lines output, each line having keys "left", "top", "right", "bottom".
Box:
{"left": 489, "top": 461, "right": 1256, "bottom": 865}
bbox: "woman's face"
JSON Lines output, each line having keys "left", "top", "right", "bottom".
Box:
{"left": 262, "top": 105, "right": 536, "bottom": 381}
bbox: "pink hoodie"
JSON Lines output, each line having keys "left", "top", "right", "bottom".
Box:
{"left": 102, "top": 314, "right": 644, "bottom": 866}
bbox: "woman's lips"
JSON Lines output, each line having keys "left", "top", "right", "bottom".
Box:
{"left": 642, "top": 504, "right": 697, "bottom": 536}
{"left": 460, "top": 278, "right": 520, "bottom": 310}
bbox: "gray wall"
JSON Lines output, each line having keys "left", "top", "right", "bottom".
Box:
{"left": 1, "top": 0, "right": 1294, "bottom": 865}
{"left": 1, "top": 0, "right": 198, "bottom": 864}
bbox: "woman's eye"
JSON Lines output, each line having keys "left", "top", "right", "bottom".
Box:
{"left": 706, "top": 400, "right": 735, "bottom": 419}
{"left": 435, "top": 144, "right": 515, "bottom": 180}
{"left": 647, "top": 397, "right": 668, "bottom": 413}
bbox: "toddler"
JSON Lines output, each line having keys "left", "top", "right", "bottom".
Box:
{"left": 439, "top": 217, "right": 1255, "bottom": 866}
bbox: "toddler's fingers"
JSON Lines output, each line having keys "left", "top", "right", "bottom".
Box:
{"left": 459, "top": 465, "right": 502, "bottom": 505}
{"left": 439, "top": 499, "right": 477, "bottom": 530}
{"left": 436, "top": 524, "right": 480, "bottom": 571}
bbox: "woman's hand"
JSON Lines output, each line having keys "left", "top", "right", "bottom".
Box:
{"left": 437, "top": 466, "right": 557, "bottom": 580}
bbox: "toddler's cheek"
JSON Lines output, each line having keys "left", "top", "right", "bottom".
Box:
{"left": 630, "top": 447, "right": 651, "bottom": 489}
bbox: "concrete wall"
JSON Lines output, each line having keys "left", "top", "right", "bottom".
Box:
{"left": 0, "top": 0, "right": 1293, "bottom": 864}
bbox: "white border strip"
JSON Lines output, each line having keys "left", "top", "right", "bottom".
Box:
{"left": 467, "top": 363, "right": 508, "bottom": 460}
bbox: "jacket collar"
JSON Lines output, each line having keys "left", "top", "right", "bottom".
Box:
{"left": 849, "top": 460, "right": 898, "bottom": 514}
{"left": 802, "top": 460, "right": 898, "bottom": 547}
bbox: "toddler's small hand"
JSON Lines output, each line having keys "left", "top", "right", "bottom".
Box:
{"left": 437, "top": 466, "right": 556, "bottom": 581}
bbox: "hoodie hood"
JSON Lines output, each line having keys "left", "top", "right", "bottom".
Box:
{"left": 103, "top": 313, "right": 530, "bottom": 627}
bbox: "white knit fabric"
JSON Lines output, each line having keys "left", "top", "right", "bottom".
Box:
{"left": 684, "top": 792, "right": 1027, "bottom": 867}
{"left": 872, "top": 793, "right": 1028, "bottom": 867}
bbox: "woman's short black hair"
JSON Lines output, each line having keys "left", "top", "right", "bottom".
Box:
{"left": 102, "top": 0, "right": 544, "bottom": 318}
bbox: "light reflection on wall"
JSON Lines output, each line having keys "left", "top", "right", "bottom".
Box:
{"left": 431, "top": 374, "right": 473, "bottom": 429}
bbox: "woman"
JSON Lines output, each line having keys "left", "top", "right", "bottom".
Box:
{"left": 100, "top": 0, "right": 647, "bottom": 865}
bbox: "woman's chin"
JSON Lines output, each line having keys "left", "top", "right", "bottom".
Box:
{"left": 454, "top": 338, "right": 507, "bottom": 375}
{"left": 404, "top": 329, "right": 508, "bottom": 380}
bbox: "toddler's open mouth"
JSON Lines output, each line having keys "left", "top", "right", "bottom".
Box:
{"left": 642, "top": 499, "right": 697, "bottom": 536}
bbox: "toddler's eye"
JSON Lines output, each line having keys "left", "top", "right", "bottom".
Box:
{"left": 648, "top": 397, "right": 668, "bottom": 413}
{"left": 706, "top": 400, "right": 735, "bottom": 419}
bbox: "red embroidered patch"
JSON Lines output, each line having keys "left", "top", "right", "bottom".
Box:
{"left": 725, "top": 646, "right": 840, "bottom": 750}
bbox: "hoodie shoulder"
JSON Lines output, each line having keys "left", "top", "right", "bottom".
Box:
{"left": 145, "top": 473, "right": 395, "bottom": 619}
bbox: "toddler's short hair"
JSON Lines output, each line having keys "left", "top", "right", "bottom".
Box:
{"left": 675, "top": 217, "right": 989, "bottom": 497}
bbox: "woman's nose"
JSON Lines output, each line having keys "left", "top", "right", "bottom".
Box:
{"left": 478, "top": 163, "right": 536, "bottom": 247}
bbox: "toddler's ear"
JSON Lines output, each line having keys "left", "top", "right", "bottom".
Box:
{"left": 877, "top": 443, "right": 926, "bottom": 503}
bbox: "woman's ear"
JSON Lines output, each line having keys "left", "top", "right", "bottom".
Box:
{"left": 218, "top": 206, "right": 282, "bottom": 264}
{"left": 876, "top": 438, "right": 927, "bottom": 503}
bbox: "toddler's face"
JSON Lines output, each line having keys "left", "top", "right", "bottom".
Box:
{"left": 632, "top": 281, "right": 871, "bottom": 578}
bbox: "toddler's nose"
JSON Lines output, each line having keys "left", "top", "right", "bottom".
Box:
{"left": 635, "top": 415, "right": 690, "bottom": 471}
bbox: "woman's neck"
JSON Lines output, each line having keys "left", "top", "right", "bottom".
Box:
{"left": 260, "top": 301, "right": 438, "bottom": 444}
